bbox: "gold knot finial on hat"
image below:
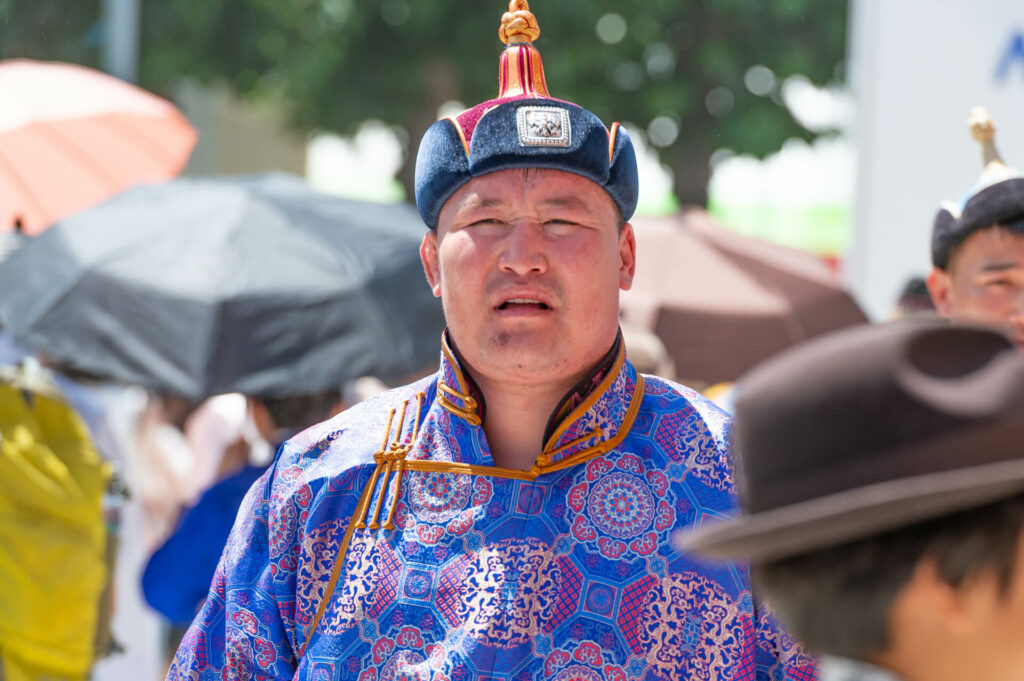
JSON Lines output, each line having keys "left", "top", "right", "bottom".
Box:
{"left": 500, "top": 0, "right": 540, "bottom": 45}
{"left": 968, "top": 107, "right": 1006, "bottom": 172}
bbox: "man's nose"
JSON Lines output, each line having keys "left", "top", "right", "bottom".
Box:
{"left": 498, "top": 222, "right": 548, "bottom": 276}
{"left": 1008, "top": 287, "right": 1024, "bottom": 329}
{"left": 1009, "top": 308, "right": 1024, "bottom": 330}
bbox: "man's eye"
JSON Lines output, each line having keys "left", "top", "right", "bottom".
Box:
{"left": 545, "top": 220, "right": 580, "bottom": 233}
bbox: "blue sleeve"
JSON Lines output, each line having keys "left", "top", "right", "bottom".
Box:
{"left": 143, "top": 467, "right": 265, "bottom": 626}
{"left": 754, "top": 597, "right": 819, "bottom": 681}
{"left": 167, "top": 459, "right": 298, "bottom": 680}
{"left": 141, "top": 506, "right": 218, "bottom": 625}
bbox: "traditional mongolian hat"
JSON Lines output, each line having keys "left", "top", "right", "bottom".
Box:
{"left": 413, "top": 0, "right": 639, "bottom": 229}
{"left": 674, "top": 320, "right": 1024, "bottom": 561}
{"left": 932, "top": 108, "right": 1024, "bottom": 268}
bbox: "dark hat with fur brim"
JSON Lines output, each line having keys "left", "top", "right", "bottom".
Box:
{"left": 674, "top": 320, "right": 1024, "bottom": 562}
{"left": 932, "top": 108, "right": 1024, "bottom": 268}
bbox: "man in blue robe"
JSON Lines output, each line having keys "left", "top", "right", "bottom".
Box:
{"left": 169, "top": 2, "right": 815, "bottom": 679}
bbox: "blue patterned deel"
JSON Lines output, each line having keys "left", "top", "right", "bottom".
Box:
{"left": 169, "top": 334, "right": 817, "bottom": 681}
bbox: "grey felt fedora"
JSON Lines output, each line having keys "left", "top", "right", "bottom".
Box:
{"left": 675, "top": 320, "right": 1024, "bottom": 562}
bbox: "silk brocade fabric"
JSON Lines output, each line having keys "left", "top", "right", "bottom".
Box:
{"left": 169, "top": 338, "right": 816, "bottom": 681}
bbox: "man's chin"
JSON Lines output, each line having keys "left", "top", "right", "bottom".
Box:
{"left": 475, "top": 335, "right": 574, "bottom": 381}
{"left": 1000, "top": 326, "right": 1024, "bottom": 351}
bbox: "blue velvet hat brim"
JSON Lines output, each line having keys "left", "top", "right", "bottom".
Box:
{"left": 414, "top": 100, "right": 638, "bottom": 229}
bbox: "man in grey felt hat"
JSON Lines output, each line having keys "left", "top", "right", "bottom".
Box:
{"left": 676, "top": 320, "right": 1024, "bottom": 681}
{"left": 926, "top": 109, "right": 1024, "bottom": 348}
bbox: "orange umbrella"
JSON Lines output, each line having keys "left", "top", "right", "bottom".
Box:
{"left": 621, "top": 209, "right": 867, "bottom": 385}
{"left": 0, "top": 59, "right": 197, "bottom": 234}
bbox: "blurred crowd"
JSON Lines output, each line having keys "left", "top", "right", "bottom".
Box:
{"left": 2, "top": 4, "right": 1024, "bottom": 679}
{"left": 0, "top": 330, "right": 356, "bottom": 677}
{"left": 0, "top": 253, "right": 935, "bottom": 680}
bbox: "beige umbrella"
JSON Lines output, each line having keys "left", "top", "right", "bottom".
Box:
{"left": 621, "top": 209, "right": 867, "bottom": 385}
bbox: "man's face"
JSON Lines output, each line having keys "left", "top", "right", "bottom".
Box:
{"left": 976, "top": 528, "right": 1024, "bottom": 680}
{"left": 927, "top": 226, "right": 1024, "bottom": 347}
{"left": 420, "top": 168, "right": 635, "bottom": 388}
{"left": 884, "top": 528, "right": 1024, "bottom": 681}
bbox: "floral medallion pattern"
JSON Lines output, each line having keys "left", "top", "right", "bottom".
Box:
{"left": 566, "top": 454, "right": 676, "bottom": 559}
{"left": 636, "top": 573, "right": 746, "bottom": 681}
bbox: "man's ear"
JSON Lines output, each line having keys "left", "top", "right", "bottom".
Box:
{"left": 619, "top": 222, "right": 637, "bottom": 291}
{"left": 926, "top": 267, "right": 954, "bottom": 318}
{"left": 420, "top": 231, "right": 442, "bottom": 298}
{"left": 873, "top": 558, "right": 966, "bottom": 676}
{"left": 901, "top": 557, "right": 995, "bottom": 636}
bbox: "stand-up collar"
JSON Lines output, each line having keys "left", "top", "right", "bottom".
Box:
{"left": 435, "top": 330, "right": 644, "bottom": 474}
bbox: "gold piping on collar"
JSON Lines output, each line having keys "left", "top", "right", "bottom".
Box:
{"left": 299, "top": 373, "right": 644, "bottom": 658}
{"left": 544, "top": 374, "right": 644, "bottom": 473}
{"left": 438, "top": 339, "right": 483, "bottom": 425}
{"left": 438, "top": 382, "right": 482, "bottom": 426}
{"left": 385, "top": 374, "right": 642, "bottom": 482}
{"left": 535, "top": 427, "right": 604, "bottom": 469}
{"left": 542, "top": 339, "right": 626, "bottom": 454}
{"left": 440, "top": 336, "right": 468, "bottom": 392}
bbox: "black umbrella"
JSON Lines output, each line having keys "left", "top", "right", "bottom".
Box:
{"left": 0, "top": 174, "right": 444, "bottom": 400}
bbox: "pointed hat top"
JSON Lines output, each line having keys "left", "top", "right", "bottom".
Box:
{"left": 499, "top": 0, "right": 540, "bottom": 46}
{"left": 496, "top": 0, "right": 549, "bottom": 98}
{"left": 930, "top": 107, "right": 1024, "bottom": 268}
{"left": 969, "top": 107, "right": 1017, "bottom": 186}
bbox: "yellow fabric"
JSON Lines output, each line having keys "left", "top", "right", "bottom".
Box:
{"left": 0, "top": 649, "right": 88, "bottom": 681}
{"left": 703, "top": 381, "right": 735, "bottom": 404}
{"left": 0, "top": 378, "right": 111, "bottom": 678}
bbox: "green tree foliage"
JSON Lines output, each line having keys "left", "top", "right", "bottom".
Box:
{"left": 0, "top": 1, "right": 102, "bottom": 67}
{"left": 2, "top": 1, "right": 848, "bottom": 206}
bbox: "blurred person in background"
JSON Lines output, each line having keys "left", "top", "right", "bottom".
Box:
{"left": 132, "top": 392, "right": 201, "bottom": 551}
{"left": 169, "top": 2, "right": 813, "bottom": 679}
{"left": 891, "top": 277, "right": 936, "bottom": 320}
{"left": 142, "top": 390, "right": 344, "bottom": 669}
{"left": 926, "top": 109, "right": 1024, "bottom": 346}
{"left": 0, "top": 361, "right": 113, "bottom": 681}
{"left": 34, "top": 360, "right": 133, "bottom": 664}
{"left": 677, "top": 321, "right": 1024, "bottom": 681}
{"left": 1, "top": 352, "right": 133, "bottom": 672}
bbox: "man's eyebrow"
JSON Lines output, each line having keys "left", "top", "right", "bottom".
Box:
{"left": 538, "top": 196, "right": 593, "bottom": 212}
{"left": 978, "top": 261, "right": 1022, "bottom": 273}
{"left": 458, "top": 196, "right": 505, "bottom": 211}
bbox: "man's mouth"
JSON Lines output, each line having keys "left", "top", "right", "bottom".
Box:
{"left": 496, "top": 298, "right": 552, "bottom": 311}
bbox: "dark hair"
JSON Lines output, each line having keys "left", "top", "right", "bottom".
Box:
{"left": 260, "top": 390, "right": 342, "bottom": 433}
{"left": 946, "top": 220, "right": 1024, "bottom": 271}
{"left": 751, "top": 492, "right": 1024, "bottom": 660}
